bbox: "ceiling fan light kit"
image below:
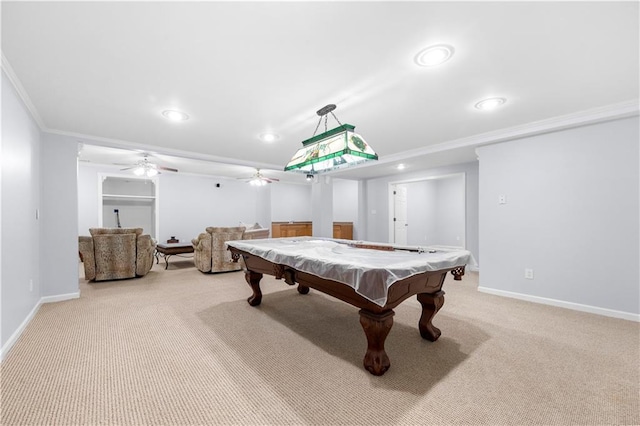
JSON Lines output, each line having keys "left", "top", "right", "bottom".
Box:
{"left": 241, "top": 168, "right": 280, "bottom": 186}
{"left": 121, "top": 155, "right": 178, "bottom": 177}
{"left": 285, "top": 104, "right": 378, "bottom": 175}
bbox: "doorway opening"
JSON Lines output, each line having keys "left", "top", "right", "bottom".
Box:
{"left": 389, "top": 173, "right": 465, "bottom": 248}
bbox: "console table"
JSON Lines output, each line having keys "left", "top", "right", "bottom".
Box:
{"left": 271, "top": 221, "right": 353, "bottom": 240}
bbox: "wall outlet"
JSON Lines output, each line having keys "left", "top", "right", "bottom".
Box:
{"left": 524, "top": 268, "right": 534, "bottom": 279}
{"left": 29, "top": 279, "right": 34, "bottom": 292}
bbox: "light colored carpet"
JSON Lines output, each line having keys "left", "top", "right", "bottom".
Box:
{"left": 1, "top": 259, "right": 638, "bottom": 425}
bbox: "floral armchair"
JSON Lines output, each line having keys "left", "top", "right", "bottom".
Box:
{"left": 79, "top": 228, "right": 156, "bottom": 281}
{"left": 192, "top": 226, "right": 246, "bottom": 273}
{"left": 240, "top": 222, "right": 270, "bottom": 240}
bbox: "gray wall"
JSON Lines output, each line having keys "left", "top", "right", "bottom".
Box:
{"left": 403, "top": 175, "right": 465, "bottom": 247}
{"left": 406, "top": 181, "right": 437, "bottom": 245}
{"left": 434, "top": 175, "right": 466, "bottom": 247}
{"left": 333, "top": 178, "right": 359, "bottom": 238}
{"left": 40, "top": 133, "right": 79, "bottom": 298}
{"left": 1, "top": 70, "right": 42, "bottom": 351}
{"left": 365, "top": 162, "right": 480, "bottom": 265}
{"left": 477, "top": 116, "right": 639, "bottom": 316}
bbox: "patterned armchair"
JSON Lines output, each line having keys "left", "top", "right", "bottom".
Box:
{"left": 79, "top": 228, "right": 156, "bottom": 281}
{"left": 191, "top": 226, "right": 246, "bottom": 273}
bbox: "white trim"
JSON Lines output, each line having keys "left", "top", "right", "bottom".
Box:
{"left": 0, "top": 300, "right": 41, "bottom": 362}
{"left": 40, "top": 292, "right": 80, "bottom": 304}
{"left": 478, "top": 286, "right": 640, "bottom": 323}
{"left": 52, "top": 128, "right": 283, "bottom": 172}
{"left": 1, "top": 53, "right": 47, "bottom": 130}
{"left": 340, "top": 100, "right": 640, "bottom": 172}
{"left": 0, "top": 292, "right": 80, "bottom": 362}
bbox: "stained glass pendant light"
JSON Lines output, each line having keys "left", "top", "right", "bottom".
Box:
{"left": 285, "top": 104, "right": 378, "bottom": 174}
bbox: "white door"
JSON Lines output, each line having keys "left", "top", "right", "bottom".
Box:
{"left": 393, "top": 184, "right": 408, "bottom": 245}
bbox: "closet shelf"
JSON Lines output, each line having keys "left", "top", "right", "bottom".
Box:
{"left": 103, "top": 194, "right": 155, "bottom": 200}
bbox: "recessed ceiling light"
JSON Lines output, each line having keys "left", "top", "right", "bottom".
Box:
{"left": 259, "top": 133, "right": 279, "bottom": 142}
{"left": 414, "top": 44, "right": 454, "bottom": 67}
{"left": 162, "top": 110, "right": 189, "bottom": 121}
{"left": 474, "top": 97, "right": 507, "bottom": 111}
{"left": 397, "top": 164, "right": 406, "bottom": 170}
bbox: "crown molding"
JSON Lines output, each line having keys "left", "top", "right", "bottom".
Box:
{"left": 47, "top": 127, "right": 283, "bottom": 172}
{"left": 1, "top": 52, "right": 47, "bottom": 130}
{"left": 380, "top": 99, "right": 640, "bottom": 165}
{"left": 4, "top": 45, "right": 637, "bottom": 171}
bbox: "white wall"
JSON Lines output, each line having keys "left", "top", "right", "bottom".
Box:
{"left": 79, "top": 163, "right": 314, "bottom": 242}
{"left": 101, "top": 176, "right": 156, "bottom": 237}
{"left": 77, "top": 163, "right": 100, "bottom": 235}
{"left": 158, "top": 173, "right": 261, "bottom": 242}
{"left": 78, "top": 164, "right": 272, "bottom": 243}
{"left": 477, "top": 116, "right": 639, "bottom": 317}
{"left": 365, "top": 162, "right": 480, "bottom": 264}
{"left": 1, "top": 71, "right": 42, "bottom": 352}
{"left": 270, "top": 182, "right": 312, "bottom": 222}
{"left": 312, "top": 177, "right": 333, "bottom": 238}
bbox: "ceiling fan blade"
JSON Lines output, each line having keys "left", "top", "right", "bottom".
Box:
{"left": 120, "top": 167, "right": 135, "bottom": 171}
{"left": 157, "top": 166, "right": 178, "bottom": 172}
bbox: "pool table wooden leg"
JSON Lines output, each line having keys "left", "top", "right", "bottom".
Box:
{"left": 359, "top": 309, "right": 394, "bottom": 376}
{"left": 282, "top": 268, "right": 309, "bottom": 294}
{"left": 417, "top": 290, "right": 445, "bottom": 341}
{"left": 244, "top": 270, "right": 263, "bottom": 306}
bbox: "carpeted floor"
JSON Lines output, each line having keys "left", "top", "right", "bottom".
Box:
{"left": 1, "top": 259, "right": 638, "bottom": 425}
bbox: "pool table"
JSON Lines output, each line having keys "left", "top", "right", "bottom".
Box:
{"left": 227, "top": 238, "right": 470, "bottom": 376}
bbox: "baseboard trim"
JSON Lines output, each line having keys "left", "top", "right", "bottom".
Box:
{"left": 0, "top": 300, "right": 42, "bottom": 362}
{"left": 478, "top": 286, "right": 640, "bottom": 322}
{"left": 40, "top": 292, "right": 80, "bottom": 304}
{"left": 1, "top": 292, "right": 80, "bottom": 362}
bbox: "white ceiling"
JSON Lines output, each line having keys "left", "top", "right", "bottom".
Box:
{"left": 2, "top": 1, "right": 638, "bottom": 182}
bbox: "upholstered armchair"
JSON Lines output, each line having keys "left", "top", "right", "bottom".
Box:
{"left": 79, "top": 228, "right": 156, "bottom": 281}
{"left": 241, "top": 223, "right": 270, "bottom": 240}
{"left": 192, "top": 226, "right": 246, "bottom": 273}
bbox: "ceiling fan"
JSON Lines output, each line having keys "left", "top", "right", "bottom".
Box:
{"left": 239, "top": 169, "right": 280, "bottom": 186}
{"left": 120, "top": 155, "right": 178, "bottom": 177}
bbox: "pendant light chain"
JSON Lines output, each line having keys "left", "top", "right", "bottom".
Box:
{"left": 329, "top": 111, "right": 343, "bottom": 127}
{"left": 312, "top": 116, "right": 323, "bottom": 137}
{"left": 311, "top": 104, "right": 342, "bottom": 137}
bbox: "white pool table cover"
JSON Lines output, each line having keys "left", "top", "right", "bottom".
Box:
{"left": 226, "top": 237, "right": 473, "bottom": 307}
